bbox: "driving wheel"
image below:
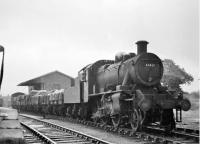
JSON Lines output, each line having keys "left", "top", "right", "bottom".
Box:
{"left": 99, "top": 116, "right": 110, "bottom": 125}
{"left": 129, "top": 109, "right": 141, "bottom": 132}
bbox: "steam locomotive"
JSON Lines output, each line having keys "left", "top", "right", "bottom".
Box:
{"left": 13, "top": 41, "right": 191, "bottom": 132}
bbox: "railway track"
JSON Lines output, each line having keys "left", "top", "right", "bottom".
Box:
{"left": 20, "top": 115, "right": 113, "bottom": 144}
{"left": 20, "top": 113, "right": 199, "bottom": 144}
{"left": 143, "top": 125, "right": 199, "bottom": 144}
{"left": 47, "top": 114, "right": 199, "bottom": 144}
{"left": 21, "top": 124, "right": 45, "bottom": 144}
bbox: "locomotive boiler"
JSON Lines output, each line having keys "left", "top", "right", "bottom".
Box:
{"left": 95, "top": 41, "right": 163, "bottom": 89}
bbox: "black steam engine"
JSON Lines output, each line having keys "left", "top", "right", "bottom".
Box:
{"left": 80, "top": 40, "right": 190, "bottom": 131}
{"left": 14, "top": 41, "right": 191, "bottom": 132}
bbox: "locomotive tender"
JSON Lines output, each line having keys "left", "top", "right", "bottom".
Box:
{"left": 14, "top": 41, "right": 191, "bottom": 132}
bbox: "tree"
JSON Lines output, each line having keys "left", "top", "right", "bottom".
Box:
{"left": 161, "top": 59, "right": 193, "bottom": 91}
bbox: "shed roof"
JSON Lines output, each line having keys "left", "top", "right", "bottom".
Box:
{"left": 11, "top": 92, "right": 25, "bottom": 97}
{"left": 18, "top": 70, "right": 74, "bottom": 86}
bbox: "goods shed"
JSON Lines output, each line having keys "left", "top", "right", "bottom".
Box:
{"left": 18, "top": 70, "right": 74, "bottom": 94}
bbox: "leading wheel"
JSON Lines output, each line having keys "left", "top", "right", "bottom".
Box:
{"left": 129, "top": 109, "right": 141, "bottom": 132}
{"left": 111, "top": 114, "right": 121, "bottom": 127}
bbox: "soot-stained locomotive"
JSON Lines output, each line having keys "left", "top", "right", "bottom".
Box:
{"left": 13, "top": 41, "right": 191, "bottom": 132}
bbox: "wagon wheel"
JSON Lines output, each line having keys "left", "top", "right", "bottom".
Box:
{"left": 66, "top": 106, "right": 72, "bottom": 117}
{"left": 129, "top": 109, "right": 141, "bottom": 132}
{"left": 111, "top": 114, "right": 121, "bottom": 127}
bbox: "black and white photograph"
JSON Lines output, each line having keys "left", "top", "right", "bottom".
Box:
{"left": 0, "top": 0, "right": 199, "bottom": 143}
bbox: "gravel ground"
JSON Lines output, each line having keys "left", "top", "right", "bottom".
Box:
{"left": 20, "top": 114, "right": 145, "bottom": 144}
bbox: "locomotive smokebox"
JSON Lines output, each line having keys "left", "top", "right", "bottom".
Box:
{"left": 136, "top": 40, "right": 149, "bottom": 55}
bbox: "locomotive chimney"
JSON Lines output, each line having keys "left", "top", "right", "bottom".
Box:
{"left": 136, "top": 40, "right": 149, "bottom": 55}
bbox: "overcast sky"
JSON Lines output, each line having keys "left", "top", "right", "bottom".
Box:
{"left": 0, "top": 0, "right": 199, "bottom": 95}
